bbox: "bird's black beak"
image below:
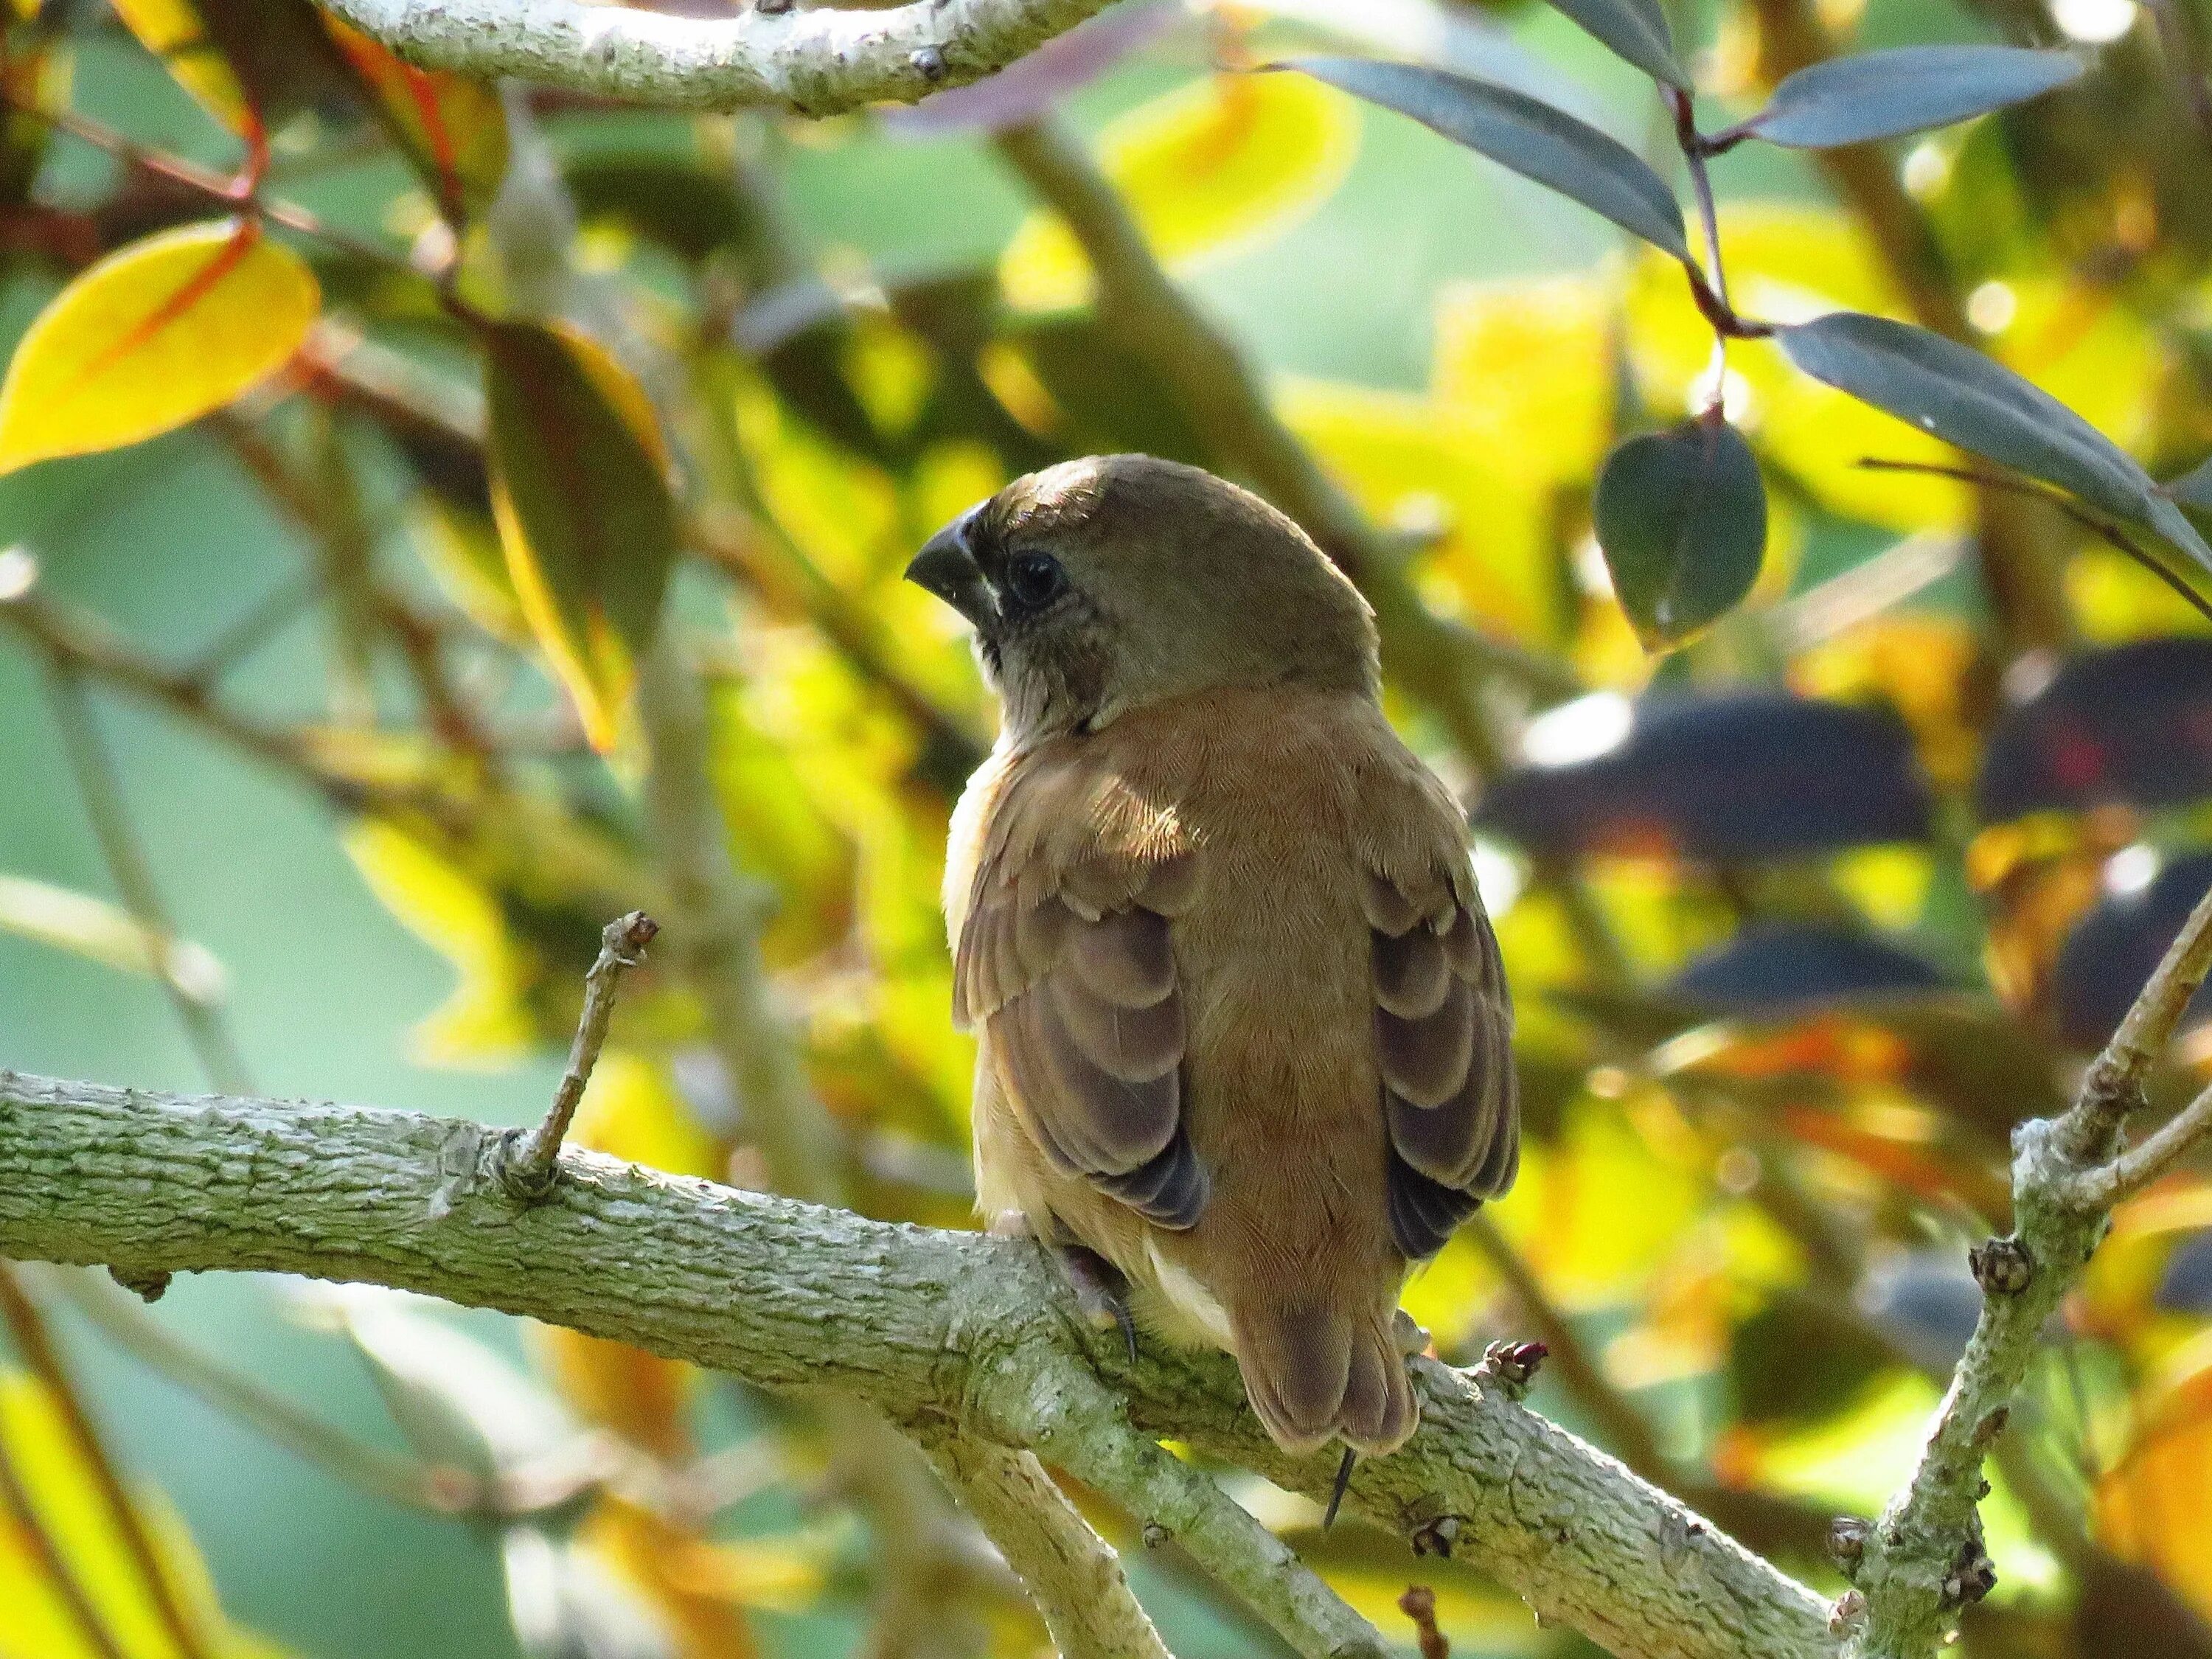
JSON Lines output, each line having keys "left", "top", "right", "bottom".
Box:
{"left": 905, "top": 507, "right": 997, "bottom": 632}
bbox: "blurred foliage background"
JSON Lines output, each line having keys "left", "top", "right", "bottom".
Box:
{"left": 10, "top": 0, "right": 2212, "bottom": 1655}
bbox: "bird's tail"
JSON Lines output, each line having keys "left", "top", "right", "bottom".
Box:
{"left": 1228, "top": 1301, "right": 1416, "bottom": 1458}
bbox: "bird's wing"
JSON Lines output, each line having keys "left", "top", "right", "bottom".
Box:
{"left": 953, "top": 751, "right": 1207, "bottom": 1228}
{"left": 1359, "top": 783, "right": 1520, "bottom": 1261}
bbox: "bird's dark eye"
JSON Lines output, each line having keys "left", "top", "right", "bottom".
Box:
{"left": 1004, "top": 552, "right": 1067, "bottom": 611}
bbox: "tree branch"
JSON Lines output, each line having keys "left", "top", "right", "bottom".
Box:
{"left": 315, "top": 0, "right": 1124, "bottom": 116}
{"left": 910, "top": 1428, "right": 1173, "bottom": 1659}
{"left": 1842, "top": 884, "right": 2212, "bottom": 1658}
{"left": 0, "top": 1070, "right": 1838, "bottom": 1659}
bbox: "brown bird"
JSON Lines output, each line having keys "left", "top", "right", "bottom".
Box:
{"left": 911, "top": 454, "right": 1517, "bottom": 1464}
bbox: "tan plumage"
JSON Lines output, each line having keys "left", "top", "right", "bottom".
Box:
{"left": 912, "top": 455, "right": 1517, "bottom": 1458}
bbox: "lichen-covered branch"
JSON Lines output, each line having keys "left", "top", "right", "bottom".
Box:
{"left": 0, "top": 1071, "right": 1837, "bottom": 1659}
{"left": 1842, "top": 885, "right": 2212, "bottom": 1658}
{"left": 314, "top": 0, "right": 1122, "bottom": 115}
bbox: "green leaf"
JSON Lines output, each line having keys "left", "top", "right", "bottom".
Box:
{"left": 1543, "top": 0, "right": 1688, "bottom": 91}
{"left": 1592, "top": 417, "right": 1767, "bottom": 650}
{"left": 1778, "top": 310, "right": 2212, "bottom": 577}
{"left": 483, "top": 321, "right": 678, "bottom": 752}
{"left": 2167, "top": 455, "right": 2212, "bottom": 516}
{"left": 1736, "top": 46, "right": 2083, "bottom": 150}
{"left": 1282, "top": 57, "right": 1689, "bottom": 263}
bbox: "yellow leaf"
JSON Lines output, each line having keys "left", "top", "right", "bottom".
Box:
{"left": 0, "top": 1372, "right": 296, "bottom": 1659}
{"left": 1001, "top": 73, "right": 1357, "bottom": 312}
{"left": 0, "top": 220, "right": 317, "bottom": 474}
{"left": 1431, "top": 273, "right": 1615, "bottom": 489}
{"left": 107, "top": 0, "right": 255, "bottom": 138}
{"left": 1278, "top": 378, "right": 1554, "bottom": 641}
{"left": 0, "top": 873, "right": 226, "bottom": 1003}
{"left": 341, "top": 818, "right": 535, "bottom": 1066}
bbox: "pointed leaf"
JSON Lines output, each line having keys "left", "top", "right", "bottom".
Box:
{"left": 1543, "top": 0, "right": 1688, "bottom": 91}
{"left": 483, "top": 322, "right": 677, "bottom": 752}
{"left": 1284, "top": 57, "right": 1689, "bottom": 262}
{"left": 1738, "top": 46, "right": 2084, "bottom": 150}
{"left": 1778, "top": 310, "right": 2212, "bottom": 576}
{"left": 1593, "top": 417, "right": 1767, "bottom": 650}
{"left": 0, "top": 218, "right": 319, "bottom": 473}
{"left": 324, "top": 18, "right": 508, "bottom": 221}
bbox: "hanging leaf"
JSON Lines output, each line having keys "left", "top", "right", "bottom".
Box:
{"left": 1731, "top": 46, "right": 2084, "bottom": 151}
{"left": 1000, "top": 72, "right": 1357, "bottom": 311}
{"left": 1283, "top": 57, "right": 1689, "bottom": 263}
{"left": 1778, "top": 310, "right": 2212, "bottom": 579}
{"left": 324, "top": 18, "right": 508, "bottom": 222}
{"left": 0, "top": 218, "right": 319, "bottom": 473}
{"left": 483, "top": 322, "right": 678, "bottom": 752}
{"left": 1543, "top": 0, "right": 1689, "bottom": 91}
{"left": 1592, "top": 417, "right": 1767, "bottom": 650}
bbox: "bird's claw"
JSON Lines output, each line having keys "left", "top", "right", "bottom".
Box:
{"left": 1053, "top": 1243, "right": 1140, "bottom": 1365}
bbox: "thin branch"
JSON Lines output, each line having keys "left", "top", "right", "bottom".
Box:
{"left": 41, "top": 661, "right": 255, "bottom": 1097}
{"left": 498, "top": 912, "right": 658, "bottom": 1200}
{"left": 0, "top": 1071, "right": 1840, "bottom": 1659}
{"left": 2073, "top": 1073, "right": 2212, "bottom": 1208}
{"left": 1023, "top": 1371, "right": 1387, "bottom": 1659}
{"left": 912, "top": 1427, "right": 1174, "bottom": 1659}
{"left": 1842, "top": 880, "right": 2212, "bottom": 1658}
{"left": 0, "top": 1265, "right": 214, "bottom": 1659}
{"left": 315, "top": 0, "right": 1123, "bottom": 116}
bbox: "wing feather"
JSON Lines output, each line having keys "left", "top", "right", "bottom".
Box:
{"left": 956, "top": 754, "right": 1207, "bottom": 1229}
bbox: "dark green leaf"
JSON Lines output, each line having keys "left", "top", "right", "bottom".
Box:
{"left": 1543, "top": 0, "right": 1688, "bottom": 91}
{"left": 1739, "top": 46, "right": 2083, "bottom": 150}
{"left": 484, "top": 321, "right": 677, "bottom": 749}
{"left": 1284, "top": 57, "right": 1689, "bottom": 262}
{"left": 1779, "top": 310, "right": 2212, "bottom": 578}
{"left": 1592, "top": 418, "right": 1767, "bottom": 649}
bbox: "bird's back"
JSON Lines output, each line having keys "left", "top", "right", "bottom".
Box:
{"left": 954, "top": 678, "right": 1508, "bottom": 1455}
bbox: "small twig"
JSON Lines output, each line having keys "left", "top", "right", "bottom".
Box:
{"left": 42, "top": 661, "right": 255, "bottom": 1097}
{"left": 9, "top": 95, "right": 417, "bottom": 276}
{"left": 1672, "top": 88, "right": 1731, "bottom": 314}
{"left": 1465, "top": 1217, "right": 1669, "bottom": 1478}
{"left": 1398, "top": 1586, "right": 1450, "bottom": 1659}
{"left": 1845, "top": 879, "right": 2212, "bottom": 1658}
{"left": 0, "top": 1266, "right": 214, "bottom": 1659}
{"left": 1857, "top": 457, "right": 2212, "bottom": 630}
{"left": 2074, "top": 1073, "right": 2212, "bottom": 1208}
{"left": 498, "top": 912, "right": 658, "bottom": 1200}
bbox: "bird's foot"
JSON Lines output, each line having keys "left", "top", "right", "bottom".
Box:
{"left": 1052, "top": 1243, "right": 1139, "bottom": 1365}
{"left": 1394, "top": 1307, "right": 1430, "bottom": 1356}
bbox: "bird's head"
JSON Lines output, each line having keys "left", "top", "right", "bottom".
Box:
{"left": 905, "top": 454, "right": 1377, "bottom": 742}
